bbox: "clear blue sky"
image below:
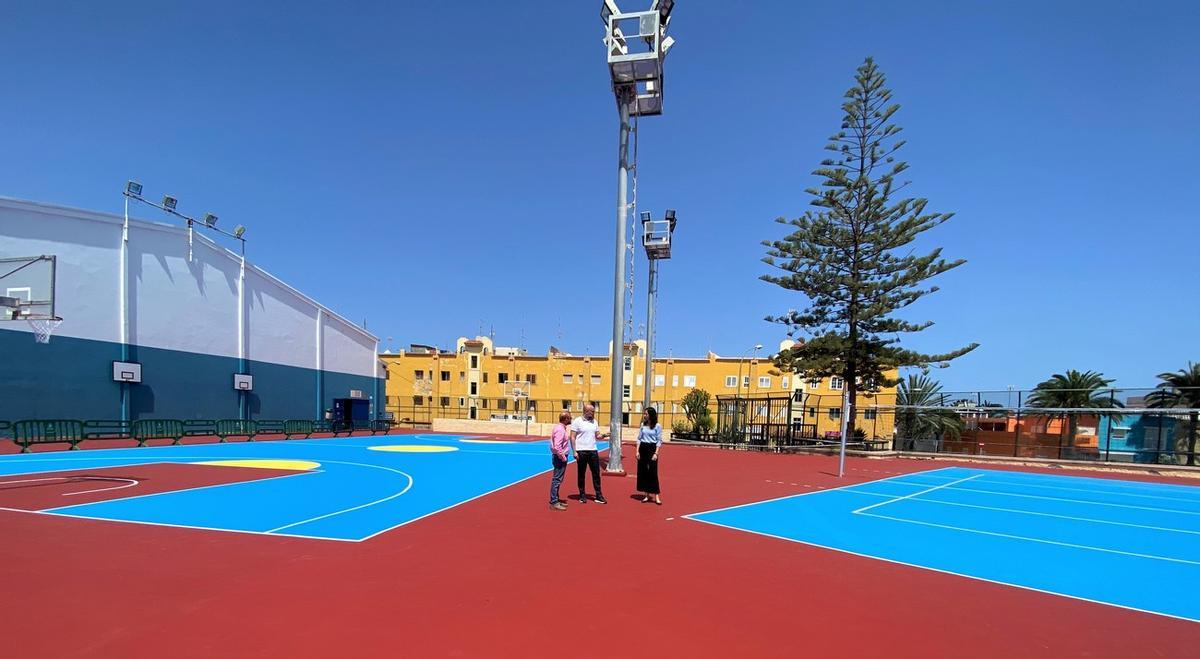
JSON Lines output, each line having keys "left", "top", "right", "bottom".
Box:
{"left": 2, "top": 1, "right": 1197, "bottom": 392}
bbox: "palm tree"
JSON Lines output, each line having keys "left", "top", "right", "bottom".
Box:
{"left": 1027, "top": 370, "right": 1122, "bottom": 452}
{"left": 896, "top": 375, "right": 965, "bottom": 448}
{"left": 1145, "top": 362, "right": 1200, "bottom": 465}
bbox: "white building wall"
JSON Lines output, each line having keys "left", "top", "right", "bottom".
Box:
{"left": 0, "top": 197, "right": 377, "bottom": 377}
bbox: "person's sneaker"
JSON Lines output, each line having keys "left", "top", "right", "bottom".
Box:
{"left": 550, "top": 502, "right": 567, "bottom": 511}
{"left": 595, "top": 496, "right": 608, "bottom": 505}
{"left": 578, "top": 495, "right": 588, "bottom": 504}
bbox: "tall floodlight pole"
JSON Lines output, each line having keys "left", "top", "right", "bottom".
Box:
{"left": 641, "top": 209, "right": 676, "bottom": 411}
{"left": 601, "top": 0, "right": 676, "bottom": 472}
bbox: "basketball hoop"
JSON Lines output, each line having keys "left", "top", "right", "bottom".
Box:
{"left": 27, "top": 317, "right": 62, "bottom": 344}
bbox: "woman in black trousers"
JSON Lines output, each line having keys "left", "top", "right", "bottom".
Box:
{"left": 635, "top": 407, "right": 663, "bottom": 504}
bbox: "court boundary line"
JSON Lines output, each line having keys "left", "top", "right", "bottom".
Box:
{"left": 682, "top": 515, "right": 1200, "bottom": 625}
{"left": 840, "top": 489, "right": 1200, "bottom": 536}
{"left": 885, "top": 472, "right": 1200, "bottom": 505}
{"left": 43, "top": 468, "right": 321, "bottom": 512}
{"left": 856, "top": 510, "right": 1200, "bottom": 566}
{"left": 265, "top": 467, "right": 414, "bottom": 534}
{"left": 876, "top": 481, "right": 1200, "bottom": 517}
{"left": 852, "top": 473, "right": 984, "bottom": 514}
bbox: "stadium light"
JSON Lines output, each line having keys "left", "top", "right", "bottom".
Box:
{"left": 233, "top": 225, "right": 246, "bottom": 239}
{"left": 601, "top": 0, "right": 678, "bottom": 472}
{"left": 640, "top": 208, "right": 678, "bottom": 410}
{"left": 203, "top": 213, "right": 218, "bottom": 228}
{"left": 162, "top": 195, "right": 178, "bottom": 212}
{"left": 125, "top": 180, "right": 143, "bottom": 197}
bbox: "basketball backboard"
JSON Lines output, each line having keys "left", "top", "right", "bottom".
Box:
{"left": 0, "top": 255, "right": 57, "bottom": 321}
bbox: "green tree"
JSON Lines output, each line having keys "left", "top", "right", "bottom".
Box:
{"left": 681, "top": 388, "right": 713, "bottom": 435}
{"left": 1145, "top": 362, "right": 1200, "bottom": 465}
{"left": 895, "top": 374, "right": 964, "bottom": 443}
{"left": 761, "top": 57, "right": 977, "bottom": 439}
{"left": 1027, "top": 370, "right": 1122, "bottom": 451}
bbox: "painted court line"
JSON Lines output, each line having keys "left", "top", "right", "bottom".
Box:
{"left": 931, "top": 474, "right": 1200, "bottom": 505}
{"left": 858, "top": 510, "right": 1200, "bottom": 566}
{"left": 844, "top": 489, "right": 1200, "bottom": 536}
{"left": 852, "top": 473, "right": 985, "bottom": 514}
{"left": 61, "top": 477, "right": 140, "bottom": 496}
{"left": 872, "top": 478, "right": 1200, "bottom": 518}
{"left": 266, "top": 466, "right": 414, "bottom": 534}
{"left": 683, "top": 515, "right": 1200, "bottom": 625}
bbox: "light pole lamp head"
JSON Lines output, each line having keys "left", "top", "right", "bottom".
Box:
{"left": 203, "top": 213, "right": 218, "bottom": 228}
{"left": 233, "top": 225, "right": 246, "bottom": 239}
{"left": 125, "top": 180, "right": 143, "bottom": 197}
{"left": 162, "top": 195, "right": 178, "bottom": 212}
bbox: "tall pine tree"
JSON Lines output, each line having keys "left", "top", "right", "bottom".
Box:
{"left": 762, "top": 57, "right": 978, "bottom": 436}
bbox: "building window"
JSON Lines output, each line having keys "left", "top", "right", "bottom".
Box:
{"left": 1112, "top": 428, "right": 1128, "bottom": 440}
{"left": 743, "top": 376, "right": 750, "bottom": 388}
{"left": 623, "top": 385, "right": 631, "bottom": 398}
{"left": 624, "top": 356, "right": 632, "bottom": 370}
{"left": 469, "top": 382, "right": 478, "bottom": 395}
{"left": 725, "top": 376, "right": 737, "bottom": 388}
{"left": 758, "top": 376, "right": 771, "bottom": 388}
{"left": 414, "top": 370, "right": 424, "bottom": 380}
{"left": 684, "top": 375, "right": 696, "bottom": 388}
{"left": 828, "top": 408, "right": 841, "bottom": 419}
{"left": 440, "top": 397, "right": 450, "bottom": 407}
{"left": 591, "top": 401, "right": 601, "bottom": 411}
{"left": 830, "top": 376, "right": 844, "bottom": 390}
{"left": 498, "top": 399, "right": 508, "bottom": 410}
{"left": 561, "top": 399, "right": 571, "bottom": 410}
{"left": 498, "top": 373, "right": 509, "bottom": 384}
{"left": 781, "top": 377, "right": 789, "bottom": 389}
{"left": 412, "top": 396, "right": 424, "bottom": 406}
{"left": 470, "top": 355, "right": 478, "bottom": 369}
{"left": 864, "top": 409, "right": 877, "bottom": 420}
{"left": 809, "top": 379, "right": 820, "bottom": 390}
{"left": 672, "top": 375, "right": 679, "bottom": 387}
{"left": 483, "top": 373, "right": 489, "bottom": 383}
{"left": 672, "top": 403, "right": 680, "bottom": 414}
{"left": 563, "top": 374, "right": 573, "bottom": 384}
{"left": 528, "top": 374, "right": 537, "bottom": 385}
{"left": 440, "top": 370, "right": 450, "bottom": 381}
{"left": 577, "top": 400, "right": 584, "bottom": 411}
{"left": 636, "top": 374, "right": 644, "bottom": 386}
{"left": 459, "top": 371, "right": 465, "bottom": 382}
{"left": 808, "top": 407, "right": 817, "bottom": 417}
{"left": 591, "top": 375, "right": 602, "bottom": 385}
{"left": 458, "top": 397, "right": 465, "bottom": 407}
{"left": 528, "top": 400, "right": 536, "bottom": 410}
{"left": 654, "top": 374, "right": 665, "bottom": 387}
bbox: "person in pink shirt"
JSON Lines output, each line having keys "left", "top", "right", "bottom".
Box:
{"left": 549, "top": 411, "right": 572, "bottom": 511}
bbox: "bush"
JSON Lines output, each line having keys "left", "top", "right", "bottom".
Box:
{"left": 671, "top": 419, "right": 691, "bottom": 436}
{"left": 682, "top": 389, "right": 712, "bottom": 433}
{"left": 696, "top": 413, "right": 714, "bottom": 435}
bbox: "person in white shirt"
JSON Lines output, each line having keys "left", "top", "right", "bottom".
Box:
{"left": 570, "top": 404, "right": 607, "bottom": 504}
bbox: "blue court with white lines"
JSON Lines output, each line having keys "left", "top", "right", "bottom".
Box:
{"left": 0, "top": 434, "right": 585, "bottom": 542}
{"left": 686, "top": 466, "right": 1200, "bottom": 623}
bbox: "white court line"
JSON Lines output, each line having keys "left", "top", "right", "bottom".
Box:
{"left": 915, "top": 484, "right": 1200, "bottom": 517}
{"left": 683, "top": 515, "right": 1200, "bottom": 625}
{"left": 951, "top": 476, "right": 1200, "bottom": 505}
{"left": 858, "top": 510, "right": 1200, "bottom": 566}
{"left": 42, "top": 470, "right": 319, "bottom": 511}
{"left": 843, "top": 489, "right": 1200, "bottom": 536}
{"left": 682, "top": 467, "right": 959, "bottom": 518}
{"left": 62, "top": 477, "right": 139, "bottom": 496}
{"left": 962, "top": 469, "right": 1200, "bottom": 496}
{"left": 852, "top": 474, "right": 985, "bottom": 515}
{"left": 265, "top": 467, "right": 414, "bottom": 534}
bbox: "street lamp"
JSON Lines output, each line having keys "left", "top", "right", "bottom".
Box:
{"left": 640, "top": 209, "right": 677, "bottom": 412}
{"left": 601, "top": 1, "right": 678, "bottom": 473}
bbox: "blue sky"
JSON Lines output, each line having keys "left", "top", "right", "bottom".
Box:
{"left": 2, "top": 1, "right": 1197, "bottom": 392}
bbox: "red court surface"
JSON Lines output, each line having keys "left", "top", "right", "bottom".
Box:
{"left": 1, "top": 436, "right": 1198, "bottom": 657}
{"left": 0, "top": 463, "right": 305, "bottom": 510}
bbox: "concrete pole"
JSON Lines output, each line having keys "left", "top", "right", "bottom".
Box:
{"left": 641, "top": 257, "right": 658, "bottom": 411}
{"left": 607, "top": 92, "right": 631, "bottom": 473}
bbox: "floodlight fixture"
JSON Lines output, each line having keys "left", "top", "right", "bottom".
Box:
{"left": 652, "top": 0, "right": 674, "bottom": 21}
{"left": 233, "top": 225, "right": 246, "bottom": 239}
{"left": 640, "top": 210, "right": 652, "bottom": 222}
{"left": 125, "top": 180, "right": 143, "bottom": 197}
{"left": 162, "top": 195, "right": 178, "bottom": 211}
{"left": 203, "top": 213, "right": 218, "bottom": 227}
{"left": 665, "top": 208, "right": 676, "bottom": 232}
{"left": 661, "top": 35, "right": 675, "bottom": 57}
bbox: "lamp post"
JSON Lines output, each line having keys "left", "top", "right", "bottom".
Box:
{"left": 641, "top": 209, "right": 676, "bottom": 413}
{"left": 601, "top": 0, "right": 676, "bottom": 473}
{"left": 733, "top": 344, "right": 763, "bottom": 438}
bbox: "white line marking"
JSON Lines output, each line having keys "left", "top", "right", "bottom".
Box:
{"left": 62, "top": 477, "right": 139, "bottom": 496}
{"left": 265, "top": 467, "right": 414, "bottom": 534}
{"left": 858, "top": 511, "right": 1200, "bottom": 566}
{"left": 844, "top": 489, "right": 1200, "bottom": 536}
{"left": 964, "top": 477, "right": 1200, "bottom": 505}
{"left": 42, "top": 470, "right": 318, "bottom": 511}
{"left": 852, "top": 474, "right": 985, "bottom": 514}
{"left": 681, "top": 516, "right": 1200, "bottom": 625}
{"left": 919, "top": 483, "right": 1200, "bottom": 517}
{"left": 682, "top": 467, "right": 960, "bottom": 518}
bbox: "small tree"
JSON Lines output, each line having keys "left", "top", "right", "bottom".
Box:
{"left": 895, "top": 374, "right": 964, "bottom": 445}
{"left": 682, "top": 388, "right": 713, "bottom": 435}
{"left": 1145, "top": 362, "right": 1200, "bottom": 466}
{"left": 762, "top": 57, "right": 977, "bottom": 439}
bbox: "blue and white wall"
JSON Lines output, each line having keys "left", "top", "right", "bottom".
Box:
{"left": 0, "top": 197, "right": 384, "bottom": 421}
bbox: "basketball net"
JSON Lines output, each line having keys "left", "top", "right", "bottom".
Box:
{"left": 27, "top": 318, "right": 62, "bottom": 344}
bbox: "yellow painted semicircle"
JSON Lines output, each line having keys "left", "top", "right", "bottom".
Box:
{"left": 368, "top": 445, "right": 459, "bottom": 453}
{"left": 197, "top": 459, "right": 321, "bottom": 471}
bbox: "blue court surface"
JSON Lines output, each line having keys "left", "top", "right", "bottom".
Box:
{"left": 686, "top": 466, "right": 1200, "bottom": 623}
{"left": 0, "top": 434, "right": 594, "bottom": 542}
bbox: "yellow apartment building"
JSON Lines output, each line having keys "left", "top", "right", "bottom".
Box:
{"left": 380, "top": 336, "right": 896, "bottom": 439}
